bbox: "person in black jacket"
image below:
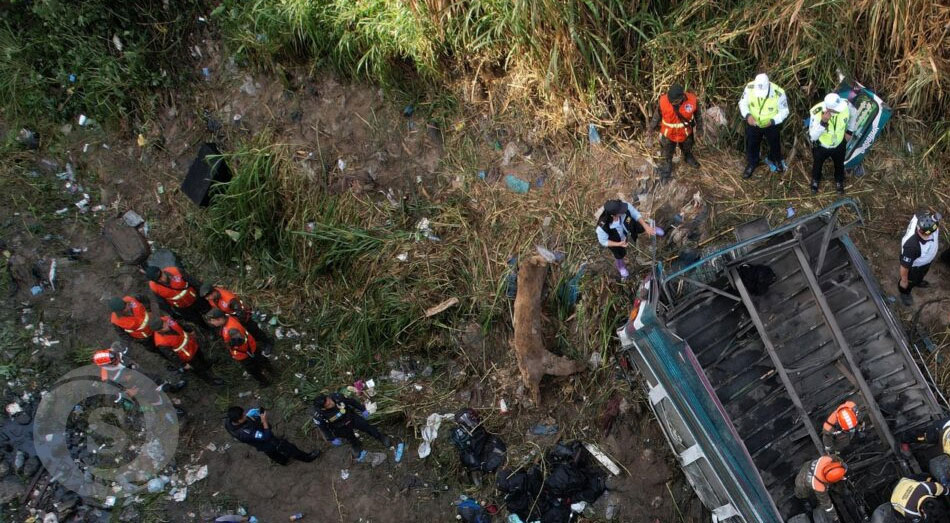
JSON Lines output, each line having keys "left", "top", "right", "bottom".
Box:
{"left": 225, "top": 406, "right": 320, "bottom": 465}
{"left": 312, "top": 393, "right": 391, "bottom": 457}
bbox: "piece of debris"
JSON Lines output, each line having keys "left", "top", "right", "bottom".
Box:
{"left": 530, "top": 424, "right": 558, "bottom": 436}
{"left": 582, "top": 442, "right": 621, "bottom": 475}
{"left": 170, "top": 486, "right": 187, "bottom": 502}
{"left": 424, "top": 297, "right": 459, "bottom": 318}
{"left": 418, "top": 413, "right": 453, "bottom": 459}
{"left": 588, "top": 124, "right": 601, "bottom": 145}
{"left": 414, "top": 218, "right": 441, "bottom": 241}
{"left": 17, "top": 128, "right": 38, "bottom": 149}
{"left": 340, "top": 469, "right": 349, "bottom": 480}
{"left": 5, "top": 403, "right": 22, "bottom": 416}
{"left": 184, "top": 464, "right": 208, "bottom": 485}
{"left": 504, "top": 174, "right": 530, "bottom": 194}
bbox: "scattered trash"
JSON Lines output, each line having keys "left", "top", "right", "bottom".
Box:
{"left": 47, "top": 259, "right": 56, "bottom": 290}
{"left": 240, "top": 75, "right": 259, "bottom": 96}
{"left": 201, "top": 67, "right": 211, "bottom": 79}
{"left": 68, "top": 73, "right": 76, "bottom": 83}
{"left": 504, "top": 174, "right": 530, "bottom": 194}
{"left": 137, "top": 134, "right": 146, "bottom": 147}
{"left": 366, "top": 452, "right": 387, "bottom": 467}
{"left": 501, "top": 142, "right": 518, "bottom": 166}
{"left": 589, "top": 352, "right": 603, "bottom": 369}
{"left": 74, "top": 194, "right": 90, "bottom": 212}
{"left": 184, "top": 464, "right": 208, "bottom": 485}
{"left": 336, "top": 158, "right": 346, "bottom": 171}
{"left": 30, "top": 286, "right": 43, "bottom": 296}
{"left": 425, "top": 297, "right": 459, "bottom": 318}
{"left": 103, "top": 496, "right": 116, "bottom": 508}
{"left": 477, "top": 170, "right": 486, "bottom": 180}
{"left": 583, "top": 442, "right": 621, "bottom": 475}
{"left": 588, "top": 124, "right": 601, "bottom": 145}
{"left": 786, "top": 206, "right": 796, "bottom": 219}
{"left": 123, "top": 210, "right": 145, "bottom": 228}
{"left": 340, "top": 469, "right": 349, "bottom": 480}
{"left": 570, "top": 501, "right": 587, "bottom": 513}
{"left": 77, "top": 114, "right": 89, "bottom": 126}
{"left": 415, "top": 218, "right": 441, "bottom": 241}
{"left": 147, "top": 477, "right": 167, "bottom": 493}
{"left": 289, "top": 513, "right": 305, "bottom": 521}
{"left": 394, "top": 442, "right": 405, "bottom": 463}
{"left": 17, "top": 128, "right": 38, "bottom": 149}
{"left": 535, "top": 245, "right": 565, "bottom": 264}
{"left": 559, "top": 263, "right": 587, "bottom": 308}
{"left": 403, "top": 105, "right": 414, "bottom": 117}
{"left": 170, "top": 486, "right": 188, "bottom": 502}
{"left": 418, "top": 413, "right": 453, "bottom": 459}
{"left": 396, "top": 252, "right": 408, "bottom": 262}
{"left": 356, "top": 450, "right": 368, "bottom": 463}
{"left": 112, "top": 34, "right": 124, "bottom": 52}
{"left": 530, "top": 424, "right": 558, "bottom": 436}
{"left": 499, "top": 399, "right": 509, "bottom": 414}
{"left": 5, "top": 403, "right": 22, "bottom": 416}
{"left": 504, "top": 256, "right": 519, "bottom": 299}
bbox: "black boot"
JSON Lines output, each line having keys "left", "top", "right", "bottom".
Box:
{"left": 684, "top": 152, "right": 700, "bottom": 168}
{"left": 743, "top": 164, "right": 756, "bottom": 179}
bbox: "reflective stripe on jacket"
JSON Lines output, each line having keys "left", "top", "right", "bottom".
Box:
{"left": 660, "top": 92, "right": 698, "bottom": 143}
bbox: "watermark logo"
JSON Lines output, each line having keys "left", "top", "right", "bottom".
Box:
{"left": 33, "top": 365, "right": 179, "bottom": 504}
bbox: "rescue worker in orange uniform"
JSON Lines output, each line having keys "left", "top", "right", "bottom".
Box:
{"left": 149, "top": 316, "right": 221, "bottom": 385}
{"left": 794, "top": 455, "right": 847, "bottom": 521}
{"left": 199, "top": 283, "right": 272, "bottom": 355}
{"left": 649, "top": 83, "right": 703, "bottom": 180}
{"left": 207, "top": 309, "right": 276, "bottom": 386}
{"left": 821, "top": 400, "right": 863, "bottom": 453}
{"left": 145, "top": 265, "right": 209, "bottom": 325}
{"left": 93, "top": 345, "right": 184, "bottom": 403}
{"left": 108, "top": 295, "right": 156, "bottom": 352}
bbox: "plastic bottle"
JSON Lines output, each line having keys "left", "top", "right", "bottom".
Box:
{"left": 588, "top": 124, "right": 601, "bottom": 145}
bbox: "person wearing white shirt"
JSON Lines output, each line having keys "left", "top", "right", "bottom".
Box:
{"left": 595, "top": 200, "right": 656, "bottom": 280}
{"left": 739, "top": 73, "right": 789, "bottom": 178}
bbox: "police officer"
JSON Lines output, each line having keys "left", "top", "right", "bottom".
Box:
{"left": 794, "top": 455, "right": 847, "bottom": 522}
{"left": 898, "top": 212, "right": 940, "bottom": 306}
{"left": 595, "top": 199, "right": 657, "bottom": 281}
{"left": 739, "top": 73, "right": 789, "bottom": 178}
{"left": 887, "top": 477, "right": 948, "bottom": 522}
{"left": 649, "top": 83, "right": 703, "bottom": 180}
{"left": 312, "top": 393, "right": 391, "bottom": 458}
{"left": 225, "top": 406, "right": 320, "bottom": 466}
{"left": 808, "top": 92, "right": 851, "bottom": 194}
{"left": 900, "top": 417, "right": 950, "bottom": 485}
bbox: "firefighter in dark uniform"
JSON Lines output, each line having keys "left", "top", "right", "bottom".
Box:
{"left": 887, "top": 477, "right": 948, "bottom": 522}
{"left": 595, "top": 199, "right": 657, "bottom": 281}
{"left": 649, "top": 83, "right": 703, "bottom": 180}
{"left": 312, "top": 393, "right": 391, "bottom": 458}
{"left": 794, "top": 455, "right": 847, "bottom": 522}
{"left": 898, "top": 212, "right": 939, "bottom": 306}
{"left": 225, "top": 406, "right": 320, "bottom": 466}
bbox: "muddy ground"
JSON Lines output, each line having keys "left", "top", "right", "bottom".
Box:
{"left": 2, "top": 37, "right": 948, "bottom": 523}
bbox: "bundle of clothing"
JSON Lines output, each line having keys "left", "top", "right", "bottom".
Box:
{"left": 496, "top": 441, "right": 607, "bottom": 523}
{"left": 450, "top": 408, "right": 507, "bottom": 474}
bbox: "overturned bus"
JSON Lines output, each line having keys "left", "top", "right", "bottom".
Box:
{"left": 618, "top": 200, "right": 948, "bottom": 522}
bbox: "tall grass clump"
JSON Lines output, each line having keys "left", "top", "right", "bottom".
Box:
{"left": 214, "top": 0, "right": 949, "bottom": 131}
{"left": 0, "top": 0, "right": 204, "bottom": 125}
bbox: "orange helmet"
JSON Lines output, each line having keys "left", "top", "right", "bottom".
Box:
{"left": 835, "top": 405, "right": 859, "bottom": 431}
{"left": 93, "top": 349, "right": 117, "bottom": 367}
{"left": 820, "top": 459, "right": 847, "bottom": 483}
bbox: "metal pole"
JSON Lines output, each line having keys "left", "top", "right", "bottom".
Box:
{"left": 792, "top": 246, "right": 901, "bottom": 458}
{"left": 729, "top": 267, "right": 825, "bottom": 453}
